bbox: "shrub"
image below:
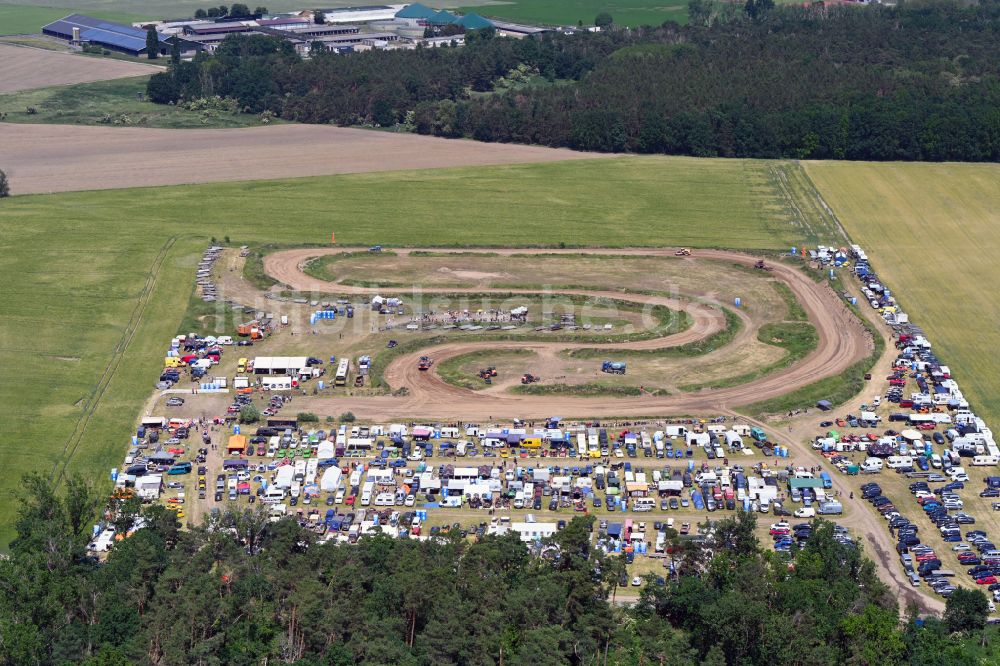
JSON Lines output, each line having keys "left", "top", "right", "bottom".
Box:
{"left": 238, "top": 404, "right": 261, "bottom": 423}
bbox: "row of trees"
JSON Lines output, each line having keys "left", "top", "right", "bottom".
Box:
{"left": 149, "top": 1, "right": 1000, "bottom": 161}
{"left": 1, "top": 474, "right": 996, "bottom": 664}
{"left": 193, "top": 4, "right": 266, "bottom": 19}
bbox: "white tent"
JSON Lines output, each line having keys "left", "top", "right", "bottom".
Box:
{"left": 320, "top": 467, "right": 343, "bottom": 492}
{"left": 317, "top": 441, "right": 335, "bottom": 460}
{"left": 274, "top": 466, "right": 295, "bottom": 488}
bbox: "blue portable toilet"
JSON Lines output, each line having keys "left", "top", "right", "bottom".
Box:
{"left": 850, "top": 297, "right": 858, "bottom": 306}
{"left": 735, "top": 297, "right": 742, "bottom": 308}
{"left": 233, "top": 425, "right": 241, "bottom": 435}
{"left": 829, "top": 269, "right": 835, "bottom": 279}
{"left": 791, "top": 247, "right": 797, "bottom": 255}
{"left": 687, "top": 460, "right": 695, "bottom": 471}
{"left": 131, "top": 436, "right": 139, "bottom": 446}
{"left": 318, "top": 381, "right": 325, "bottom": 390}
{"left": 110, "top": 468, "right": 118, "bottom": 482}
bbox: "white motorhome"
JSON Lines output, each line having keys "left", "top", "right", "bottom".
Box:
{"left": 886, "top": 456, "right": 913, "bottom": 470}
{"left": 860, "top": 458, "right": 884, "bottom": 473}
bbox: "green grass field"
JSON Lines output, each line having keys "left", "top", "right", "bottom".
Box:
{"left": 456, "top": 0, "right": 688, "bottom": 27}
{"left": 0, "top": 3, "right": 149, "bottom": 34}
{"left": 0, "top": 76, "right": 274, "bottom": 128}
{"left": 0, "top": 156, "right": 841, "bottom": 547}
{"left": 805, "top": 161, "right": 1000, "bottom": 428}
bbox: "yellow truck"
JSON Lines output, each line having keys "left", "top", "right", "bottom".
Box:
{"left": 237, "top": 358, "right": 248, "bottom": 373}
{"left": 164, "top": 357, "right": 181, "bottom": 368}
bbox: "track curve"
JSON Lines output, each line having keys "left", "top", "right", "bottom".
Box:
{"left": 263, "top": 247, "right": 873, "bottom": 419}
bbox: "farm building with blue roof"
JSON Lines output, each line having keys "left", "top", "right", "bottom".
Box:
{"left": 42, "top": 14, "right": 193, "bottom": 57}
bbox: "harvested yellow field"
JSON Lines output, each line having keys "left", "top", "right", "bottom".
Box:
{"left": 805, "top": 161, "right": 1000, "bottom": 424}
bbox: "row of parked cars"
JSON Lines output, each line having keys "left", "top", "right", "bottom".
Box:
{"left": 769, "top": 520, "right": 855, "bottom": 553}
{"left": 862, "top": 471, "right": 1000, "bottom": 599}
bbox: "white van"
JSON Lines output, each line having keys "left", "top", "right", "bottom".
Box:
{"left": 972, "top": 455, "right": 999, "bottom": 467}
{"left": 335, "top": 489, "right": 345, "bottom": 504}
{"left": 794, "top": 507, "right": 816, "bottom": 518}
{"left": 217, "top": 336, "right": 234, "bottom": 345}
{"left": 262, "top": 487, "right": 286, "bottom": 504}
{"left": 513, "top": 492, "right": 525, "bottom": 509}
{"left": 930, "top": 454, "right": 942, "bottom": 469}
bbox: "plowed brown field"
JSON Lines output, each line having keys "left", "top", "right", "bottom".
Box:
{"left": 0, "top": 122, "right": 608, "bottom": 194}
{"left": 0, "top": 44, "right": 162, "bottom": 93}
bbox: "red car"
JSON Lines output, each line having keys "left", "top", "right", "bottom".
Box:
{"left": 345, "top": 495, "right": 355, "bottom": 506}
{"left": 918, "top": 423, "right": 936, "bottom": 430}
{"left": 976, "top": 576, "right": 997, "bottom": 585}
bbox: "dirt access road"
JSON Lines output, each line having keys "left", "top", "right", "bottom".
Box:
{"left": 0, "top": 123, "right": 609, "bottom": 194}
{"left": 0, "top": 43, "right": 162, "bottom": 93}
{"left": 265, "top": 247, "right": 873, "bottom": 420}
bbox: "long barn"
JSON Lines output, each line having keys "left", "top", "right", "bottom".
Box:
{"left": 42, "top": 14, "right": 189, "bottom": 57}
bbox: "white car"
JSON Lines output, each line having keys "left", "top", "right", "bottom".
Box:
{"left": 953, "top": 544, "right": 971, "bottom": 552}
{"left": 631, "top": 576, "right": 642, "bottom": 587}
{"left": 405, "top": 495, "right": 415, "bottom": 506}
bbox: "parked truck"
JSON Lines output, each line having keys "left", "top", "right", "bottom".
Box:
{"left": 601, "top": 361, "right": 626, "bottom": 375}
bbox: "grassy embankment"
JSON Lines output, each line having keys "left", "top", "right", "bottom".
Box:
{"left": 0, "top": 76, "right": 273, "bottom": 128}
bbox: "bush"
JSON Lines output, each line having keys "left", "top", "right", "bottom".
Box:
{"left": 297, "top": 412, "right": 319, "bottom": 422}
{"left": 338, "top": 411, "right": 356, "bottom": 423}
{"left": 238, "top": 404, "right": 261, "bottom": 424}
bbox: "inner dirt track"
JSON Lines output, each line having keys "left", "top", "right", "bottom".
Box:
{"left": 264, "top": 248, "right": 873, "bottom": 419}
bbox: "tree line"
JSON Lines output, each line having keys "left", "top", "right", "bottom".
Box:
{"left": 148, "top": 1, "right": 1000, "bottom": 162}
{"left": 0, "top": 474, "right": 996, "bottom": 665}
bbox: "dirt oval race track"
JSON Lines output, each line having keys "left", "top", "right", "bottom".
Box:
{"left": 264, "top": 248, "right": 873, "bottom": 420}
{"left": 0, "top": 123, "right": 608, "bottom": 194}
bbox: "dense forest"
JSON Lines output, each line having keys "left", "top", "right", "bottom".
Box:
{"left": 149, "top": 1, "right": 1000, "bottom": 161}
{"left": 1, "top": 474, "right": 998, "bottom": 665}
